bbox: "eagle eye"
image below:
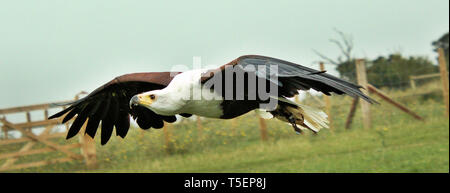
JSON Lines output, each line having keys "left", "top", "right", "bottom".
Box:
{"left": 149, "top": 94, "right": 156, "bottom": 100}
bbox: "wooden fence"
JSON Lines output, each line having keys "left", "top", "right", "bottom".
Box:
{"left": 1, "top": 50, "right": 448, "bottom": 171}
{"left": 410, "top": 73, "right": 442, "bottom": 90}
{"left": 0, "top": 92, "right": 96, "bottom": 172}
{"left": 345, "top": 51, "right": 448, "bottom": 129}
{"left": 254, "top": 56, "right": 449, "bottom": 137}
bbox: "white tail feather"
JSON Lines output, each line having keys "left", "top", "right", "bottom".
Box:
{"left": 297, "top": 104, "right": 329, "bottom": 132}
{"left": 268, "top": 96, "right": 330, "bottom": 133}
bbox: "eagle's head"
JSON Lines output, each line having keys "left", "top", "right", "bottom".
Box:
{"left": 129, "top": 89, "right": 185, "bottom": 116}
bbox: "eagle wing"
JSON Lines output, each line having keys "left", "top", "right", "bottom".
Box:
{"left": 201, "top": 55, "right": 376, "bottom": 103}
{"left": 49, "top": 72, "right": 182, "bottom": 145}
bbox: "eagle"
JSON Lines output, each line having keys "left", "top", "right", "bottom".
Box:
{"left": 49, "top": 55, "right": 375, "bottom": 145}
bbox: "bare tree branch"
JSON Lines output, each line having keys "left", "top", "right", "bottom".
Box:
{"left": 312, "top": 49, "right": 339, "bottom": 65}
{"left": 333, "top": 28, "right": 354, "bottom": 61}
{"left": 313, "top": 28, "right": 354, "bottom": 67}
{"left": 329, "top": 39, "right": 350, "bottom": 60}
{"left": 334, "top": 28, "right": 353, "bottom": 49}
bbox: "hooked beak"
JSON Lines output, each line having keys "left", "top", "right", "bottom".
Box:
{"left": 129, "top": 95, "right": 140, "bottom": 109}
{"left": 129, "top": 94, "right": 153, "bottom": 109}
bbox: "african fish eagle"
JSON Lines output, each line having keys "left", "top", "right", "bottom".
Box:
{"left": 49, "top": 55, "right": 376, "bottom": 145}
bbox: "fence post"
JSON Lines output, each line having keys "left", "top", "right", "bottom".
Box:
{"left": 230, "top": 119, "right": 237, "bottom": 136}
{"left": 2, "top": 124, "right": 7, "bottom": 139}
{"left": 437, "top": 48, "right": 449, "bottom": 117}
{"left": 196, "top": 116, "right": 203, "bottom": 138}
{"left": 258, "top": 116, "right": 268, "bottom": 142}
{"left": 409, "top": 76, "right": 416, "bottom": 90}
{"left": 320, "top": 62, "right": 333, "bottom": 129}
{"left": 355, "top": 59, "right": 372, "bottom": 129}
{"left": 75, "top": 92, "right": 97, "bottom": 169}
{"left": 26, "top": 111, "right": 31, "bottom": 130}
{"left": 163, "top": 123, "right": 171, "bottom": 152}
{"left": 79, "top": 121, "right": 97, "bottom": 169}
{"left": 345, "top": 98, "right": 359, "bottom": 129}
{"left": 44, "top": 109, "right": 49, "bottom": 120}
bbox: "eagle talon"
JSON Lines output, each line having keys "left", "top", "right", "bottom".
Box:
{"left": 289, "top": 117, "right": 302, "bottom": 134}
{"left": 288, "top": 116, "right": 302, "bottom": 134}
{"left": 291, "top": 123, "right": 302, "bottom": 134}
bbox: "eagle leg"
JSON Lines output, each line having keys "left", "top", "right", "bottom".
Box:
{"left": 288, "top": 115, "right": 303, "bottom": 135}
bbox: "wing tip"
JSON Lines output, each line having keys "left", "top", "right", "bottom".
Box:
{"left": 359, "top": 95, "right": 379, "bottom": 105}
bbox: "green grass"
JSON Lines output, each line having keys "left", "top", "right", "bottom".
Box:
{"left": 2, "top": 90, "right": 449, "bottom": 173}
{"left": 90, "top": 101, "right": 448, "bottom": 173}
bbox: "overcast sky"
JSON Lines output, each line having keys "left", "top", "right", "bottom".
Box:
{"left": 0, "top": 0, "right": 448, "bottom": 108}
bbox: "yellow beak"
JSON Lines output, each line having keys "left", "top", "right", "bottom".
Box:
{"left": 130, "top": 94, "right": 153, "bottom": 108}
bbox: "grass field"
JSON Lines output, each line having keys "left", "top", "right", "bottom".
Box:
{"left": 2, "top": 88, "right": 449, "bottom": 173}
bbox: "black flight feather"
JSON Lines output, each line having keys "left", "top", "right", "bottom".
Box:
{"left": 62, "top": 109, "right": 78, "bottom": 124}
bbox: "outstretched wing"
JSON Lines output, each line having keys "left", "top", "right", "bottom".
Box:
{"left": 201, "top": 55, "right": 376, "bottom": 103}
{"left": 49, "top": 72, "right": 181, "bottom": 145}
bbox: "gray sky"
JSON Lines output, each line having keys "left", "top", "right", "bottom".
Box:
{"left": 0, "top": 0, "right": 448, "bottom": 108}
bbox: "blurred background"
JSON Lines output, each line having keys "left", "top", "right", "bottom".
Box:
{"left": 0, "top": 0, "right": 448, "bottom": 173}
